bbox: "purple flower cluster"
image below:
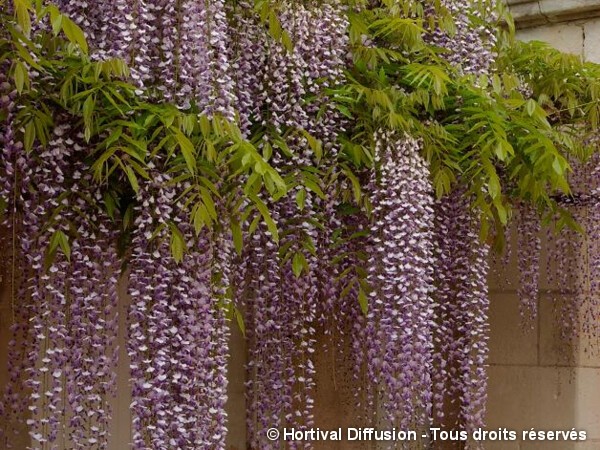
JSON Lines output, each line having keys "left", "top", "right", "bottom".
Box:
{"left": 1, "top": 118, "right": 120, "bottom": 449}
{"left": 427, "top": 0, "right": 496, "bottom": 437}
{"left": 364, "top": 132, "right": 435, "bottom": 430}
{"left": 516, "top": 203, "right": 541, "bottom": 327}
{"left": 229, "top": 3, "right": 349, "bottom": 448}
{"left": 428, "top": 0, "right": 498, "bottom": 76}
{"left": 544, "top": 155, "right": 600, "bottom": 356}
{"left": 432, "top": 190, "right": 490, "bottom": 434}
{"left": 59, "top": 0, "right": 235, "bottom": 114}
{"left": 126, "top": 167, "right": 229, "bottom": 449}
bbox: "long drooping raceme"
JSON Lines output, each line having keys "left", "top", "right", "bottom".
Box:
{"left": 544, "top": 156, "right": 600, "bottom": 356}
{"left": 516, "top": 203, "right": 541, "bottom": 326}
{"left": 0, "top": 116, "right": 120, "bottom": 449}
{"left": 428, "top": 0, "right": 497, "bottom": 436}
{"left": 431, "top": 190, "right": 490, "bottom": 433}
{"left": 229, "top": 2, "right": 349, "bottom": 448}
{"left": 363, "top": 132, "right": 435, "bottom": 432}
{"left": 126, "top": 168, "right": 229, "bottom": 449}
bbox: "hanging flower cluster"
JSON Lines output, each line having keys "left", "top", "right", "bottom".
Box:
{"left": 427, "top": 0, "right": 496, "bottom": 435}
{"left": 126, "top": 168, "right": 229, "bottom": 449}
{"left": 4, "top": 1, "right": 600, "bottom": 449}
{"left": 516, "top": 203, "right": 541, "bottom": 326}
{"left": 427, "top": 0, "right": 498, "bottom": 77}
{"left": 543, "top": 156, "right": 600, "bottom": 356}
{"left": 431, "top": 190, "right": 490, "bottom": 433}
{"left": 1, "top": 117, "right": 120, "bottom": 448}
{"left": 362, "top": 132, "right": 435, "bottom": 431}
{"left": 229, "top": 2, "right": 349, "bottom": 447}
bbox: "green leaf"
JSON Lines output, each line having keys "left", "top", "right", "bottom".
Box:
{"left": 103, "top": 192, "right": 117, "bottom": 220}
{"left": 281, "top": 31, "right": 293, "bottom": 53}
{"left": 552, "top": 157, "right": 565, "bottom": 175}
{"left": 296, "top": 189, "right": 306, "bottom": 211}
{"left": 231, "top": 220, "right": 243, "bottom": 256}
{"left": 248, "top": 214, "right": 261, "bottom": 236}
{"left": 14, "top": 61, "right": 27, "bottom": 94}
{"left": 124, "top": 165, "right": 140, "bottom": 194}
{"left": 24, "top": 120, "right": 35, "bottom": 152}
{"left": 169, "top": 222, "right": 186, "bottom": 263}
{"left": 268, "top": 10, "right": 283, "bottom": 40}
{"left": 46, "top": 6, "right": 63, "bottom": 35}
{"left": 14, "top": 0, "right": 32, "bottom": 37}
{"left": 358, "top": 287, "right": 369, "bottom": 316}
{"left": 200, "top": 190, "right": 217, "bottom": 221}
{"left": 303, "top": 178, "right": 325, "bottom": 200}
{"left": 301, "top": 130, "right": 323, "bottom": 162}
{"left": 234, "top": 306, "right": 246, "bottom": 336}
{"left": 199, "top": 115, "right": 211, "bottom": 137}
{"left": 61, "top": 16, "right": 89, "bottom": 54}
{"left": 174, "top": 129, "right": 197, "bottom": 173}
{"left": 192, "top": 205, "right": 206, "bottom": 234}
{"left": 248, "top": 193, "right": 279, "bottom": 244}
{"left": 292, "top": 252, "right": 307, "bottom": 278}
{"left": 494, "top": 198, "right": 508, "bottom": 225}
{"left": 525, "top": 99, "right": 536, "bottom": 116}
{"left": 47, "top": 230, "right": 71, "bottom": 268}
{"left": 343, "top": 168, "right": 362, "bottom": 204}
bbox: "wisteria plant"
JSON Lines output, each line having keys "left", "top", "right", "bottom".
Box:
{"left": 2, "top": 0, "right": 600, "bottom": 449}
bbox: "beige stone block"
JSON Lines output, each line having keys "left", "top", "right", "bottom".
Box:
{"left": 507, "top": 0, "right": 537, "bottom": 5}
{"left": 574, "top": 369, "right": 600, "bottom": 440}
{"left": 584, "top": 19, "right": 600, "bottom": 62}
{"left": 517, "top": 23, "right": 584, "bottom": 56}
{"left": 486, "top": 366, "right": 578, "bottom": 431}
{"left": 511, "top": 2, "right": 544, "bottom": 27}
{"left": 488, "top": 293, "right": 538, "bottom": 366}
{"left": 487, "top": 366, "right": 600, "bottom": 441}
{"left": 540, "top": 0, "right": 600, "bottom": 22}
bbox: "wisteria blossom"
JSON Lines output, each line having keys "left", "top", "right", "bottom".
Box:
{"left": 428, "top": 0, "right": 497, "bottom": 437}
{"left": 364, "top": 132, "right": 435, "bottom": 432}
{"left": 3, "top": 1, "right": 594, "bottom": 450}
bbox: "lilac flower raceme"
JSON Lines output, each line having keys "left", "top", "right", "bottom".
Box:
{"left": 544, "top": 156, "right": 600, "bottom": 358}
{"left": 232, "top": 3, "right": 349, "bottom": 448}
{"left": 126, "top": 168, "right": 229, "bottom": 449}
{"left": 363, "top": 132, "right": 435, "bottom": 432}
{"left": 427, "top": 0, "right": 496, "bottom": 438}
{"left": 1, "top": 121, "right": 120, "bottom": 449}
{"left": 431, "top": 190, "right": 490, "bottom": 435}
{"left": 516, "top": 203, "right": 541, "bottom": 327}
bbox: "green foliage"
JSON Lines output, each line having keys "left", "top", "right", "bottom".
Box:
{"left": 2, "top": 0, "right": 293, "bottom": 264}
{"left": 3, "top": 0, "right": 600, "bottom": 278}
{"left": 330, "top": 0, "right": 600, "bottom": 247}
